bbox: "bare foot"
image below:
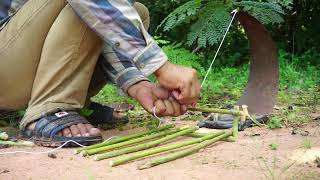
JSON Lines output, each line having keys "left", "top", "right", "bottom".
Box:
{"left": 27, "top": 122, "right": 101, "bottom": 137}
{"left": 112, "top": 111, "right": 126, "bottom": 119}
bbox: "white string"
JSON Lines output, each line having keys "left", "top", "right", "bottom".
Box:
{"left": 201, "top": 9, "right": 238, "bottom": 88}
{"left": 152, "top": 106, "right": 164, "bottom": 127}
{"left": 0, "top": 136, "right": 118, "bottom": 155}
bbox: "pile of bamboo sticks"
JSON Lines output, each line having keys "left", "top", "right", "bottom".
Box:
{"left": 75, "top": 106, "right": 249, "bottom": 169}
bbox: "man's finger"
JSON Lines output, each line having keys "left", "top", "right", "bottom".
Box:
{"left": 163, "top": 100, "right": 174, "bottom": 116}
{"left": 181, "top": 105, "right": 188, "bottom": 114}
{"left": 177, "top": 83, "right": 192, "bottom": 104}
{"left": 136, "top": 89, "right": 155, "bottom": 113}
{"left": 155, "top": 100, "right": 166, "bottom": 116}
{"left": 170, "top": 98, "right": 181, "bottom": 116}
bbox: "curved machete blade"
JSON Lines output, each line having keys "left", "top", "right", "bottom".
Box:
{"left": 235, "top": 12, "right": 279, "bottom": 115}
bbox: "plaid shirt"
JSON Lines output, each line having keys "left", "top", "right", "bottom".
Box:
{"left": 0, "top": 0, "right": 167, "bottom": 93}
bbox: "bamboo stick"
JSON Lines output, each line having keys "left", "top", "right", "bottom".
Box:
{"left": 188, "top": 107, "right": 244, "bottom": 116}
{"left": 231, "top": 116, "right": 240, "bottom": 141}
{"left": 110, "top": 131, "right": 225, "bottom": 166}
{"left": 75, "top": 124, "right": 174, "bottom": 154}
{"left": 187, "top": 132, "right": 212, "bottom": 138}
{"left": 81, "top": 128, "right": 184, "bottom": 156}
{"left": 189, "top": 132, "right": 236, "bottom": 142}
{"left": 0, "top": 132, "right": 9, "bottom": 140}
{"left": 0, "top": 140, "right": 34, "bottom": 147}
{"left": 94, "top": 126, "right": 199, "bottom": 161}
{"left": 138, "top": 132, "right": 232, "bottom": 170}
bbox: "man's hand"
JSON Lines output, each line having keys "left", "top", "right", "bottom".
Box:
{"left": 128, "top": 81, "right": 187, "bottom": 117}
{"left": 155, "top": 62, "right": 201, "bottom": 106}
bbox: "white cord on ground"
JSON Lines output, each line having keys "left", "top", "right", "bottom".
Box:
{"left": 201, "top": 9, "right": 238, "bottom": 88}
{"left": 0, "top": 136, "right": 118, "bottom": 155}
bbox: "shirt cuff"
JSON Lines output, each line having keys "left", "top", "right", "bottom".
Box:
{"left": 133, "top": 41, "right": 168, "bottom": 76}
{"left": 115, "top": 67, "right": 149, "bottom": 93}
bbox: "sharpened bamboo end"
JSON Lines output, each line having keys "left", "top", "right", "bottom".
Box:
{"left": 109, "top": 161, "right": 114, "bottom": 167}
{"left": 80, "top": 151, "right": 88, "bottom": 157}
{"left": 137, "top": 163, "right": 149, "bottom": 170}
{"left": 93, "top": 156, "right": 99, "bottom": 161}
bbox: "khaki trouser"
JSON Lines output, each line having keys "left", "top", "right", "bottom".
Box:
{"left": 0, "top": 0, "right": 149, "bottom": 129}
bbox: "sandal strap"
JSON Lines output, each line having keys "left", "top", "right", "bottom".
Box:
{"left": 34, "top": 111, "right": 89, "bottom": 139}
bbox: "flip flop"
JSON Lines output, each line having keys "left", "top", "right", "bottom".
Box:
{"left": 20, "top": 111, "right": 102, "bottom": 147}
{"left": 197, "top": 113, "right": 269, "bottom": 131}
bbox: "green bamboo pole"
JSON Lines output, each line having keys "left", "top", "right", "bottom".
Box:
{"left": 94, "top": 126, "right": 199, "bottom": 161}
{"left": 188, "top": 132, "right": 235, "bottom": 142}
{"left": 232, "top": 116, "right": 240, "bottom": 140}
{"left": 0, "top": 140, "right": 34, "bottom": 147}
{"left": 110, "top": 131, "right": 225, "bottom": 166}
{"left": 188, "top": 107, "right": 244, "bottom": 116}
{"left": 81, "top": 128, "right": 183, "bottom": 156}
{"left": 187, "top": 132, "right": 211, "bottom": 138}
{"left": 75, "top": 124, "right": 174, "bottom": 154}
{"left": 0, "top": 132, "right": 9, "bottom": 140}
{"left": 138, "top": 132, "right": 233, "bottom": 170}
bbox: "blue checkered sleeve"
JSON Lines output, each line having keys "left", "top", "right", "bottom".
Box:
{"left": 67, "top": 0, "right": 168, "bottom": 93}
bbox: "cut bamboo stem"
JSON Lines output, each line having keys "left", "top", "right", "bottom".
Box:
{"left": 0, "top": 140, "right": 34, "bottom": 147}
{"left": 231, "top": 116, "right": 240, "bottom": 141}
{"left": 94, "top": 126, "right": 199, "bottom": 161}
{"left": 0, "top": 132, "right": 9, "bottom": 140}
{"left": 138, "top": 132, "right": 232, "bottom": 170}
{"left": 188, "top": 107, "right": 244, "bottom": 116}
{"left": 75, "top": 124, "right": 174, "bottom": 154}
{"left": 110, "top": 131, "right": 225, "bottom": 167}
{"left": 187, "top": 132, "right": 212, "bottom": 138}
{"left": 81, "top": 128, "right": 184, "bottom": 156}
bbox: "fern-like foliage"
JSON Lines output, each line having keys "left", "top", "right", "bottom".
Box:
{"left": 233, "top": 1, "right": 285, "bottom": 24}
{"left": 158, "top": 1, "right": 200, "bottom": 32}
{"left": 159, "top": 0, "right": 293, "bottom": 48}
{"left": 187, "top": 3, "right": 231, "bottom": 48}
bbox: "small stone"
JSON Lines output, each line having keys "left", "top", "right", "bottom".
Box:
{"left": 315, "top": 157, "right": 320, "bottom": 168}
{"left": 0, "top": 168, "right": 10, "bottom": 174}
{"left": 201, "top": 161, "right": 209, "bottom": 164}
{"left": 274, "top": 105, "right": 280, "bottom": 110}
{"left": 0, "top": 144, "right": 9, "bottom": 149}
{"left": 48, "top": 153, "right": 57, "bottom": 159}
{"left": 291, "top": 128, "right": 309, "bottom": 136}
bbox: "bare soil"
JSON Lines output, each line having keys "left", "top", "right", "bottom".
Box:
{"left": 1, "top": 121, "right": 320, "bottom": 180}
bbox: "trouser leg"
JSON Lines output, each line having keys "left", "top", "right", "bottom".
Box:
{"left": 20, "top": 5, "right": 103, "bottom": 129}
{"left": 0, "top": 0, "right": 102, "bottom": 129}
{"left": 0, "top": 0, "right": 67, "bottom": 110}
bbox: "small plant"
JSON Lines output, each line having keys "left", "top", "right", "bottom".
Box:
{"left": 269, "top": 143, "right": 279, "bottom": 151}
{"left": 267, "top": 117, "right": 283, "bottom": 129}
{"left": 302, "top": 138, "right": 312, "bottom": 149}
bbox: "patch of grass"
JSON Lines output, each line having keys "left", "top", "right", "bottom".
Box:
{"left": 92, "top": 84, "right": 139, "bottom": 106}
{"left": 269, "top": 143, "right": 279, "bottom": 151}
{"left": 302, "top": 138, "right": 312, "bottom": 149}
{"left": 268, "top": 117, "right": 283, "bottom": 129}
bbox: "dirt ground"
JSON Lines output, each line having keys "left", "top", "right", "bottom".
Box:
{"left": 1, "top": 121, "right": 320, "bottom": 180}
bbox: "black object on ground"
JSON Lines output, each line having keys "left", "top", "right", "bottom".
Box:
{"left": 88, "top": 102, "right": 129, "bottom": 126}
{"left": 197, "top": 114, "right": 269, "bottom": 130}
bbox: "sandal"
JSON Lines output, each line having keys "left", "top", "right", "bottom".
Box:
{"left": 20, "top": 111, "right": 103, "bottom": 147}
